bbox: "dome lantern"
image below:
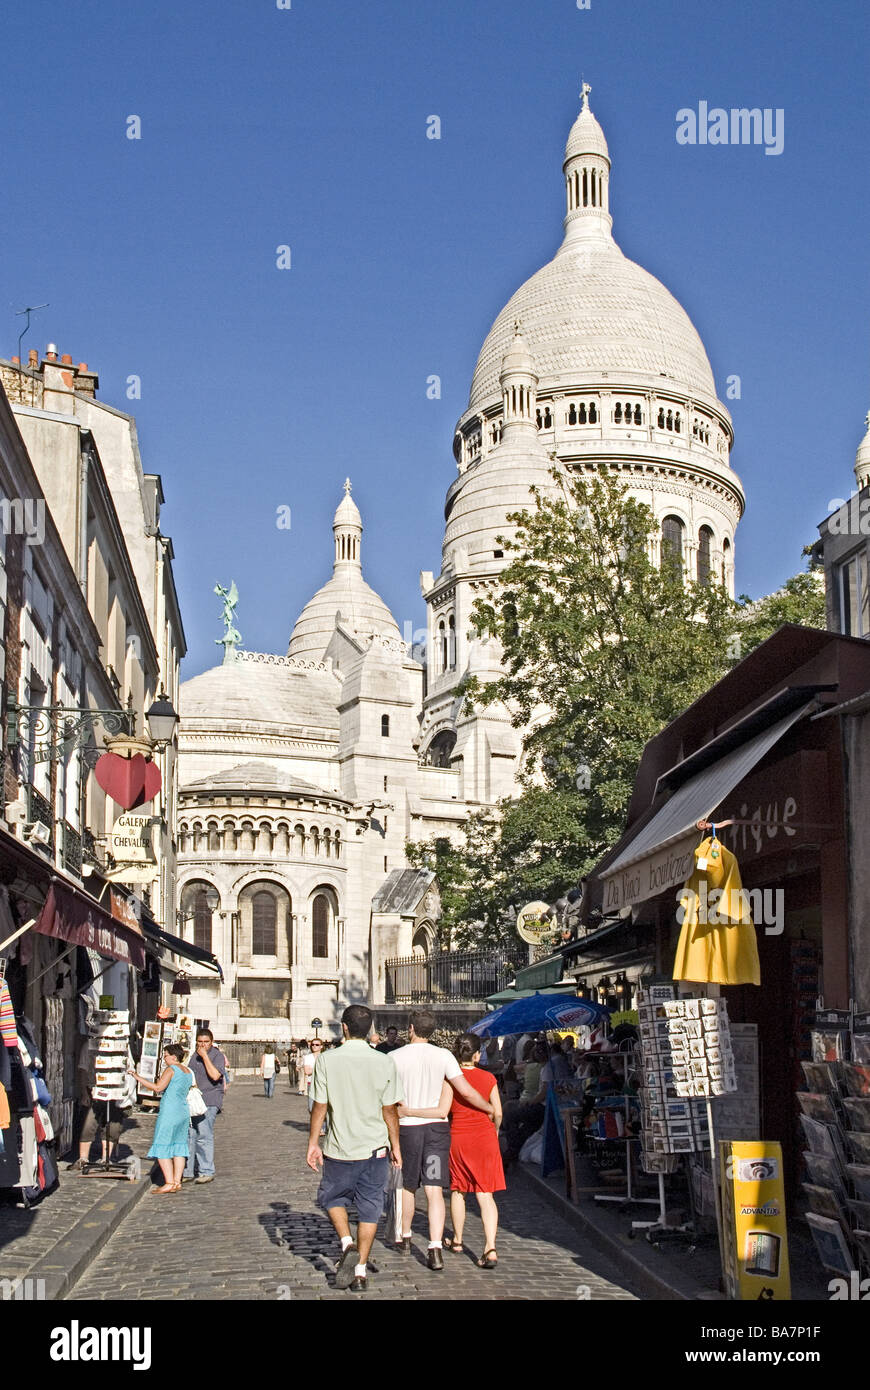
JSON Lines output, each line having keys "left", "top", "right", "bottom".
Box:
{"left": 333, "top": 477, "right": 362, "bottom": 568}
{"left": 562, "top": 82, "right": 613, "bottom": 246}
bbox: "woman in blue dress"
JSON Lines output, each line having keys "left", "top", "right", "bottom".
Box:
{"left": 129, "top": 1042, "right": 194, "bottom": 1193}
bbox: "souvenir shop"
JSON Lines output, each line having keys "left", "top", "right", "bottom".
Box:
{"left": 0, "top": 826, "right": 146, "bottom": 1205}
{"left": 573, "top": 625, "right": 870, "bottom": 1288}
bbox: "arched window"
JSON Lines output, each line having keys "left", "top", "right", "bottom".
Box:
{"left": 722, "top": 537, "right": 732, "bottom": 585}
{"left": 437, "top": 620, "right": 446, "bottom": 673}
{"left": 182, "top": 881, "right": 218, "bottom": 953}
{"left": 252, "top": 891, "right": 277, "bottom": 955}
{"left": 448, "top": 614, "right": 456, "bottom": 668}
{"left": 582, "top": 168, "right": 588, "bottom": 206}
{"left": 426, "top": 729, "right": 457, "bottom": 768}
{"left": 543, "top": 407, "right": 552, "bottom": 429}
{"left": 674, "top": 412, "right": 681, "bottom": 433}
{"left": 614, "top": 403, "right": 622, "bottom": 424}
{"left": 697, "top": 526, "right": 714, "bottom": 586}
{"left": 658, "top": 408, "right": 665, "bottom": 428}
{"left": 312, "top": 895, "right": 329, "bottom": 958}
{"left": 634, "top": 404, "right": 642, "bottom": 425}
{"left": 589, "top": 402, "right": 597, "bottom": 424}
{"left": 661, "top": 515, "right": 685, "bottom": 568}
{"left": 294, "top": 824, "right": 306, "bottom": 856}
{"left": 381, "top": 714, "right": 390, "bottom": 737}
{"left": 579, "top": 402, "right": 587, "bottom": 424}
{"left": 334, "top": 829, "right": 341, "bottom": 859}
{"left": 568, "top": 403, "right": 577, "bottom": 425}
{"left": 324, "top": 828, "right": 332, "bottom": 859}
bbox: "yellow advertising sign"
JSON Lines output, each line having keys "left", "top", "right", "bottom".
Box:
{"left": 720, "top": 1140, "right": 791, "bottom": 1300}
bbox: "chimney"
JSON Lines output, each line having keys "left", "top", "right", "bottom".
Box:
{"left": 28, "top": 349, "right": 38, "bottom": 368}
{"left": 41, "top": 345, "right": 76, "bottom": 416}
{"left": 11, "top": 356, "right": 19, "bottom": 366}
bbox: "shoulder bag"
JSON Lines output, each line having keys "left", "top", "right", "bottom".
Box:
{"left": 187, "top": 1069, "right": 207, "bottom": 1118}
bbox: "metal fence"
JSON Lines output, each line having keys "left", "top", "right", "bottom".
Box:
{"left": 384, "top": 950, "right": 523, "bottom": 1004}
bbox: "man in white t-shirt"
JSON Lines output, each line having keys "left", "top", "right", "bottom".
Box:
{"left": 392, "top": 1008, "right": 494, "bottom": 1270}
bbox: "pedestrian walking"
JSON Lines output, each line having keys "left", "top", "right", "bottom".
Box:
{"left": 184, "top": 1028, "right": 228, "bottom": 1185}
{"left": 128, "top": 1044, "right": 194, "bottom": 1193}
{"left": 375, "top": 1026, "right": 403, "bottom": 1054}
{"left": 303, "top": 1038, "right": 322, "bottom": 1110}
{"left": 444, "top": 1033, "right": 505, "bottom": 1268}
{"left": 306, "top": 1004, "right": 403, "bottom": 1293}
{"left": 259, "top": 1044, "right": 277, "bottom": 1099}
{"left": 392, "top": 1008, "right": 494, "bottom": 1269}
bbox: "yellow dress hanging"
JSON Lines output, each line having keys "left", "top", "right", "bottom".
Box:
{"left": 673, "top": 835, "right": 761, "bottom": 986}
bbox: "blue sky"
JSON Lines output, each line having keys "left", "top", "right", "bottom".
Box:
{"left": 4, "top": 0, "right": 869, "bottom": 676}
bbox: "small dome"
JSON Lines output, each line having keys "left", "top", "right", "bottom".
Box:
{"left": 443, "top": 430, "right": 557, "bottom": 561}
{"left": 288, "top": 570, "right": 400, "bottom": 658}
{"left": 334, "top": 477, "right": 361, "bottom": 529}
{"left": 564, "top": 106, "right": 610, "bottom": 164}
{"left": 500, "top": 328, "right": 537, "bottom": 379}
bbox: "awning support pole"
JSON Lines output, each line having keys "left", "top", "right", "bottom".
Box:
{"left": 0, "top": 919, "right": 36, "bottom": 956}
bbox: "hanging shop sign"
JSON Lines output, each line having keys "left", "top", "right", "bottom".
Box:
{"left": 34, "top": 883, "right": 145, "bottom": 970}
{"left": 516, "top": 900, "right": 556, "bottom": 945}
{"left": 104, "top": 813, "right": 160, "bottom": 884}
{"left": 95, "top": 751, "right": 162, "bottom": 810}
{"left": 720, "top": 1140, "right": 791, "bottom": 1300}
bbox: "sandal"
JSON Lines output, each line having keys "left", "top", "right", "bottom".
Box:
{"left": 443, "top": 1235, "right": 464, "bottom": 1253}
{"left": 151, "top": 1184, "right": 177, "bottom": 1195}
{"left": 476, "top": 1249, "right": 498, "bottom": 1268}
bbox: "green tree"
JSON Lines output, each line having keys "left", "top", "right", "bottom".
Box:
{"left": 434, "top": 467, "right": 742, "bottom": 942}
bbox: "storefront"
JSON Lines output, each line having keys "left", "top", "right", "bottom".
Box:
{"left": 0, "top": 828, "right": 146, "bottom": 1197}
{"left": 585, "top": 624, "right": 870, "bottom": 1195}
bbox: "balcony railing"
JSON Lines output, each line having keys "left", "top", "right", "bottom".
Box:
{"left": 385, "top": 949, "right": 524, "bottom": 1005}
{"left": 26, "top": 784, "right": 54, "bottom": 849}
{"left": 61, "top": 822, "right": 82, "bottom": 875}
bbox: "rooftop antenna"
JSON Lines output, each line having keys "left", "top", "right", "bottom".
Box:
{"left": 15, "top": 303, "right": 49, "bottom": 365}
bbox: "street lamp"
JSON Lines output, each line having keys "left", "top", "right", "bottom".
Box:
{"left": 144, "top": 689, "right": 179, "bottom": 746}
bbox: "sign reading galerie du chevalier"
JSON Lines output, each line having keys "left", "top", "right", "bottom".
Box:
{"left": 106, "top": 812, "right": 159, "bottom": 883}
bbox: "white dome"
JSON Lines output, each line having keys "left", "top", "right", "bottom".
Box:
{"left": 565, "top": 106, "right": 610, "bottom": 163}
{"left": 444, "top": 433, "right": 557, "bottom": 559}
{"left": 468, "top": 238, "right": 717, "bottom": 412}
{"left": 288, "top": 569, "right": 400, "bottom": 658}
{"left": 288, "top": 481, "right": 400, "bottom": 658}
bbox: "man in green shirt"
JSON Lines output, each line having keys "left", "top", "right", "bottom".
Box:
{"left": 307, "top": 1004, "right": 403, "bottom": 1292}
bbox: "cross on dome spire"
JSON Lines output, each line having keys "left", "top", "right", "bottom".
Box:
{"left": 580, "top": 81, "right": 592, "bottom": 112}
{"left": 344, "top": 477, "right": 352, "bottom": 495}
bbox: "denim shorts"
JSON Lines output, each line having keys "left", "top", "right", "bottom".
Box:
{"left": 316, "top": 1152, "right": 390, "bottom": 1224}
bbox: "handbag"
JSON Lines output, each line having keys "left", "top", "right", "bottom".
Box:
{"left": 275, "top": 1059, "right": 281, "bottom": 1074}
{"left": 187, "top": 1074, "right": 207, "bottom": 1118}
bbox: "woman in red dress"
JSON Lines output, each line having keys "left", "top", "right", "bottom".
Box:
{"left": 445, "top": 1033, "right": 505, "bottom": 1267}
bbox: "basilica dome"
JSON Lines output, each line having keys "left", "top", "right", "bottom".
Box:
{"left": 288, "top": 480, "right": 401, "bottom": 659}
{"left": 465, "top": 89, "right": 717, "bottom": 414}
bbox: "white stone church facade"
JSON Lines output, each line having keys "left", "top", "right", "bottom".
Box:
{"left": 175, "top": 92, "right": 745, "bottom": 1041}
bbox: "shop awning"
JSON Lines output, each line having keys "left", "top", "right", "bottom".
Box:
{"left": 140, "top": 919, "right": 222, "bottom": 978}
{"left": 35, "top": 882, "right": 146, "bottom": 970}
{"left": 513, "top": 955, "right": 567, "bottom": 990}
{"left": 599, "top": 704, "right": 812, "bottom": 912}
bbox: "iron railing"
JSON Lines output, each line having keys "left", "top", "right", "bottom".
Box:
{"left": 385, "top": 949, "right": 524, "bottom": 1004}
{"left": 61, "top": 821, "right": 82, "bottom": 875}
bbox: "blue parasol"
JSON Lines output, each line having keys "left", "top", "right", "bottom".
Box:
{"left": 469, "top": 991, "right": 610, "bottom": 1038}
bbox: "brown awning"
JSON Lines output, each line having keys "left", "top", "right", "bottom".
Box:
{"left": 35, "top": 882, "right": 146, "bottom": 970}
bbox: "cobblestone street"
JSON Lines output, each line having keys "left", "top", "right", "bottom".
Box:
{"left": 71, "top": 1082, "right": 638, "bottom": 1301}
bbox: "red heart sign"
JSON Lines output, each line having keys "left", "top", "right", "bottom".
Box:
{"left": 95, "top": 752, "right": 162, "bottom": 810}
